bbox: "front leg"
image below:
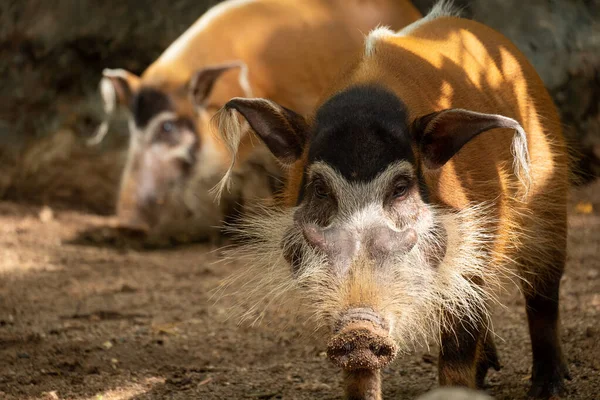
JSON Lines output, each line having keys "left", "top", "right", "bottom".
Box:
{"left": 524, "top": 275, "right": 570, "bottom": 399}
{"left": 439, "top": 313, "right": 498, "bottom": 389}
{"left": 343, "top": 369, "right": 382, "bottom": 400}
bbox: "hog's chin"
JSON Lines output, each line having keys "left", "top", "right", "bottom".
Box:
{"left": 143, "top": 178, "right": 226, "bottom": 242}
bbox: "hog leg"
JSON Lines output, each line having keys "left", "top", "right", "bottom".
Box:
{"left": 343, "top": 369, "right": 382, "bottom": 400}
{"left": 475, "top": 334, "right": 501, "bottom": 388}
{"left": 438, "top": 310, "right": 495, "bottom": 389}
{"left": 523, "top": 269, "right": 570, "bottom": 399}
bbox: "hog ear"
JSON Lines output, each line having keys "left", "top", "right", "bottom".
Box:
{"left": 211, "top": 98, "right": 309, "bottom": 200}
{"left": 412, "top": 108, "right": 531, "bottom": 194}
{"left": 224, "top": 98, "right": 309, "bottom": 164}
{"left": 100, "top": 68, "right": 140, "bottom": 111}
{"left": 88, "top": 68, "right": 140, "bottom": 145}
{"left": 189, "top": 61, "right": 253, "bottom": 108}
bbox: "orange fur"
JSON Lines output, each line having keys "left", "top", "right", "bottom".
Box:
{"left": 283, "top": 16, "right": 568, "bottom": 276}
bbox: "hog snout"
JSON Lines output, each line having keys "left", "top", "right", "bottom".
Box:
{"left": 327, "top": 310, "right": 397, "bottom": 371}
{"left": 117, "top": 167, "right": 165, "bottom": 232}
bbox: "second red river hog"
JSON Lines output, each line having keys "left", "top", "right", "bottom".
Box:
{"left": 214, "top": 1, "right": 570, "bottom": 399}
{"left": 95, "top": 0, "right": 422, "bottom": 243}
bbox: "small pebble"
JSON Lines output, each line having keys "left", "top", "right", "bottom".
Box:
{"left": 42, "top": 391, "right": 59, "bottom": 400}
{"left": 39, "top": 206, "right": 54, "bottom": 223}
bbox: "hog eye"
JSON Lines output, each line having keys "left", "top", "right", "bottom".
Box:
{"left": 392, "top": 181, "right": 410, "bottom": 199}
{"left": 313, "top": 178, "right": 329, "bottom": 199}
{"left": 161, "top": 121, "right": 176, "bottom": 133}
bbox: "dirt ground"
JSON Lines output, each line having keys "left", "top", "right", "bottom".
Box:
{"left": 0, "top": 180, "right": 599, "bottom": 400}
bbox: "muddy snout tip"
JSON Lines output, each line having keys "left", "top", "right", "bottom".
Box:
{"left": 326, "top": 321, "right": 397, "bottom": 371}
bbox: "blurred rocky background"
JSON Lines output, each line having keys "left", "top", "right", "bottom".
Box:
{"left": 1, "top": 0, "right": 598, "bottom": 214}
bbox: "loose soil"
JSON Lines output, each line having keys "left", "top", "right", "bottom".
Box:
{"left": 1, "top": 181, "right": 599, "bottom": 400}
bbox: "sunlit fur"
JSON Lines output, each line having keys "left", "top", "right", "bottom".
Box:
{"left": 364, "top": 3, "right": 532, "bottom": 199}
{"left": 396, "top": 0, "right": 464, "bottom": 37}
{"left": 219, "top": 163, "right": 521, "bottom": 354}
{"left": 364, "top": 0, "right": 466, "bottom": 58}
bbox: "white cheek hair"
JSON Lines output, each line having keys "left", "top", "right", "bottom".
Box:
{"left": 216, "top": 163, "right": 521, "bottom": 352}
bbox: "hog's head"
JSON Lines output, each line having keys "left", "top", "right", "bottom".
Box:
{"left": 215, "top": 84, "right": 528, "bottom": 378}
{"left": 96, "top": 63, "right": 274, "bottom": 242}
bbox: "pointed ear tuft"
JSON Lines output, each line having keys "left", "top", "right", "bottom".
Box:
{"left": 210, "top": 98, "right": 309, "bottom": 200}
{"left": 413, "top": 108, "right": 531, "bottom": 195}
{"left": 190, "top": 61, "right": 253, "bottom": 108}
{"left": 89, "top": 68, "right": 140, "bottom": 145}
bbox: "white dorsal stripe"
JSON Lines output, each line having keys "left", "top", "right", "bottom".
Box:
{"left": 364, "top": 0, "right": 463, "bottom": 56}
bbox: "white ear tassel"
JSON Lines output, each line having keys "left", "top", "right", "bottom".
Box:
{"left": 87, "top": 77, "right": 118, "bottom": 146}
{"left": 485, "top": 113, "right": 533, "bottom": 200}
{"left": 510, "top": 123, "right": 532, "bottom": 200}
{"left": 209, "top": 106, "right": 248, "bottom": 202}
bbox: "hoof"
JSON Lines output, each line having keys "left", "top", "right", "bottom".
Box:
{"left": 527, "top": 364, "right": 570, "bottom": 399}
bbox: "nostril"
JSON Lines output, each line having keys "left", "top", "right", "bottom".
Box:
{"left": 370, "top": 342, "right": 392, "bottom": 358}
{"left": 328, "top": 340, "right": 355, "bottom": 359}
{"left": 140, "top": 193, "right": 158, "bottom": 208}
{"left": 369, "top": 343, "right": 380, "bottom": 356}
{"left": 344, "top": 342, "right": 355, "bottom": 354}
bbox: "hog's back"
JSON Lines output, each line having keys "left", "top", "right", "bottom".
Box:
{"left": 353, "top": 16, "right": 569, "bottom": 272}
{"left": 142, "top": 0, "right": 422, "bottom": 115}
